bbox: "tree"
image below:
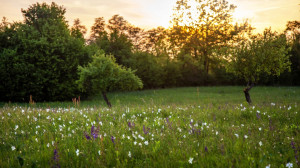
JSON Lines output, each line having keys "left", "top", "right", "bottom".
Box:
{"left": 169, "top": 0, "right": 253, "bottom": 86}
{"left": 284, "top": 21, "right": 300, "bottom": 85}
{"left": 226, "top": 29, "right": 291, "bottom": 104}
{"left": 71, "top": 18, "right": 87, "bottom": 39}
{"left": 77, "top": 51, "right": 143, "bottom": 107}
{"left": 90, "top": 15, "right": 133, "bottom": 66}
{"left": 0, "top": 2, "right": 90, "bottom": 102}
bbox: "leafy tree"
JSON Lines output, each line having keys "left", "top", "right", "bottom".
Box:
{"left": 77, "top": 51, "right": 143, "bottom": 107}
{"left": 0, "top": 2, "right": 90, "bottom": 102}
{"left": 169, "top": 0, "right": 253, "bottom": 86}
{"left": 284, "top": 21, "right": 300, "bottom": 85}
{"left": 90, "top": 15, "right": 133, "bottom": 66}
{"left": 71, "top": 18, "right": 87, "bottom": 39}
{"left": 90, "top": 17, "right": 106, "bottom": 42}
{"left": 226, "top": 29, "right": 291, "bottom": 104}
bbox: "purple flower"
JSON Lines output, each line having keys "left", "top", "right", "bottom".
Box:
{"left": 165, "top": 118, "right": 172, "bottom": 129}
{"left": 91, "top": 125, "right": 98, "bottom": 139}
{"left": 143, "top": 125, "right": 150, "bottom": 135}
{"left": 205, "top": 146, "right": 208, "bottom": 152}
{"left": 111, "top": 136, "right": 115, "bottom": 144}
{"left": 84, "top": 132, "right": 91, "bottom": 140}
{"left": 128, "top": 121, "right": 135, "bottom": 128}
{"left": 291, "top": 141, "right": 299, "bottom": 166}
{"left": 52, "top": 148, "right": 60, "bottom": 168}
{"left": 256, "top": 113, "right": 261, "bottom": 120}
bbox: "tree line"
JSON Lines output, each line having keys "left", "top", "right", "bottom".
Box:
{"left": 0, "top": 1, "right": 299, "bottom": 103}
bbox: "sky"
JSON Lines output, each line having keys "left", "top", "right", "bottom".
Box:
{"left": 0, "top": 0, "right": 299, "bottom": 34}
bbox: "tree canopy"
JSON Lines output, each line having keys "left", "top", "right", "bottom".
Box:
{"left": 77, "top": 51, "right": 143, "bottom": 107}
{"left": 0, "top": 2, "right": 90, "bottom": 101}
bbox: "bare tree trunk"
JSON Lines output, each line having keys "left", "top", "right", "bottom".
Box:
{"left": 102, "top": 91, "right": 112, "bottom": 108}
{"left": 243, "top": 83, "right": 254, "bottom": 104}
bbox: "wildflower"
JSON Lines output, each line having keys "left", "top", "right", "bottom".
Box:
{"left": 98, "top": 150, "right": 101, "bottom": 155}
{"left": 47, "top": 143, "right": 50, "bottom": 148}
{"left": 216, "top": 131, "right": 218, "bottom": 135}
{"left": 178, "top": 127, "right": 182, "bottom": 132}
{"left": 266, "top": 164, "right": 271, "bottom": 168}
{"left": 128, "top": 121, "right": 135, "bottom": 128}
{"left": 111, "top": 136, "right": 115, "bottom": 144}
{"left": 35, "top": 138, "right": 38, "bottom": 142}
{"left": 143, "top": 125, "right": 150, "bottom": 135}
{"left": 11, "top": 146, "right": 16, "bottom": 151}
{"left": 15, "top": 125, "right": 18, "bottom": 130}
{"left": 134, "top": 141, "right": 137, "bottom": 145}
{"left": 259, "top": 127, "right": 262, "bottom": 131}
{"left": 188, "top": 157, "right": 193, "bottom": 164}
{"left": 144, "top": 141, "right": 149, "bottom": 145}
{"left": 235, "top": 134, "right": 239, "bottom": 138}
{"left": 139, "top": 143, "right": 142, "bottom": 147}
{"left": 76, "top": 149, "right": 79, "bottom": 156}
{"left": 271, "top": 103, "right": 275, "bottom": 106}
{"left": 286, "top": 162, "right": 293, "bottom": 168}
{"left": 256, "top": 113, "right": 261, "bottom": 120}
{"left": 128, "top": 151, "right": 131, "bottom": 157}
{"left": 244, "top": 135, "right": 248, "bottom": 139}
{"left": 205, "top": 146, "right": 208, "bottom": 152}
{"left": 91, "top": 125, "right": 98, "bottom": 139}
{"left": 259, "top": 141, "right": 263, "bottom": 146}
{"left": 53, "top": 148, "right": 60, "bottom": 167}
{"left": 84, "top": 132, "right": 91, "bottom": 140}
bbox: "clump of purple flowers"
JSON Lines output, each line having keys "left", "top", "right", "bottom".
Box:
{"left": 189, "top": 121, "right": 201, "bottom": 136}
{"left": 205, "top": 146, "right": 208, "bottom": 153}
{"left": 91, "top": 125, "right": 99, "bottom": 139}
{"left": 291, "top": 141, "right": 299, "bottom": 166}
{"left": 143, "top": 125, "right": 150, "bottom": 135}
{"left": 111, "top": 136, "right": 115, "bottom": 144}
{"left": 84, "top": 125, "right": 99, "bottom": 140}
{"left": 128, "top": 121, "right": 135, "bottom": 129}
{"left": 52, "top": 147, "right": 60, "bottom": 168}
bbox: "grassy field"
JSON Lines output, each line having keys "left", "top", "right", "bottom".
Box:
{"left": 0, "top": 86, "right": 300, "bottom": 167}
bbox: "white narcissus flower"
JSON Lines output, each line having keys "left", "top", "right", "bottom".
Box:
{"left": 188, "top": 157, "right": 193, "bottom": 164}
{"left": 11, "top": 146, "right": 16, "bottom": 151}
{"left": 259, "top": 141, "right": 263, "bottom": 146}
{"left": 76, "top": 149, "right": 80, "bottom": 156}
{"left": 128, "top": 151, "right": 131, "bottom": 158}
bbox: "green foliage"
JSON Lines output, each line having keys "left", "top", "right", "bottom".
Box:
{"left": 227, "top": 29, "right": 291, "bottom": 83}
{"left": 77, "top": 52, "right": 143, "bottom": 94}
{"left": 0, "top": 2, "right": 90, "bottom": 102}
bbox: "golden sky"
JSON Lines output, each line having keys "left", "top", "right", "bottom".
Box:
{"left": 0, "top": 0, "right": 299, "bottom": 34}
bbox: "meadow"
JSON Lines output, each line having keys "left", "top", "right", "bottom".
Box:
{"left": 0, "top": 86, "right": 300, "bottom": 167}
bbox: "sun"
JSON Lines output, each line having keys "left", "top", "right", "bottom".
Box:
{"left": 232, "top": 8, "right": 254, "bottom": 21}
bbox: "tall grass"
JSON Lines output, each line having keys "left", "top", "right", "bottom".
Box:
{"left": 0, "top": 86, "right": 299, "bottom": 167}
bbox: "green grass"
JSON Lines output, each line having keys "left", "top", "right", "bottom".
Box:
{"left": 0, "top": 86, "right": 300, "bottom": 167}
